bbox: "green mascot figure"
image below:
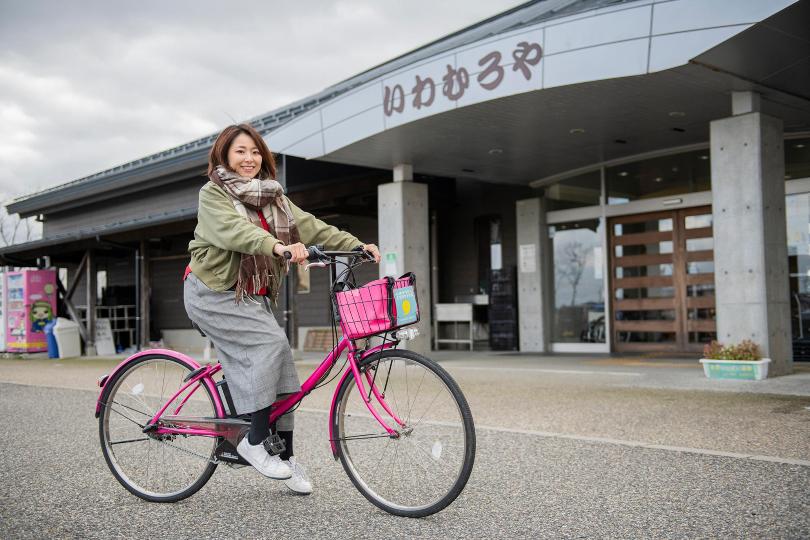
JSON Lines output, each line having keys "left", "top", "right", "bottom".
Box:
{"left": 30, "top": 301, "right": 54, "bottom": 333}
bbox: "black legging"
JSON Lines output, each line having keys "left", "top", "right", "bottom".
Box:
{"left": 248, "top": 405, "right": 293, "bottom": 460}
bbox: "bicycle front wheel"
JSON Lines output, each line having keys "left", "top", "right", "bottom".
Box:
{"left": 98, "top": 354, "right": 219, "bottom": 502}
{"left": 333, "top": 349, "right": 475, "bottom": 517}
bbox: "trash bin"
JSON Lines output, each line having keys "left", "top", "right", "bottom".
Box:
{"left": 53, "top": 317, "right": 81, "bottom": 359}
{"left": 45, "top": 320, "right": 59, "bottom": 359}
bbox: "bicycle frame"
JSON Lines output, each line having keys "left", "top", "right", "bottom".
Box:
{"left": 96, "top": 334, "right": 404, "bottom": 458}
{"left": 97, "top": 251, "right": 411, "bottom": 458}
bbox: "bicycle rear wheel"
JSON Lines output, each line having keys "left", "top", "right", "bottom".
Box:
{"left": 332, "top": 349, "right": 475, "bottom": 517}
{"left": 98, "top": 354, "right": 218, "bottom": 502}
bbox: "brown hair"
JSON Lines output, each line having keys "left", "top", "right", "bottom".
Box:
{"left": 207, "top": 123, "right": 277, "bottom": 179}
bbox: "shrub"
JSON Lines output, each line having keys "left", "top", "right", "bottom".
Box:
{"left": 702, "top": 339, "right": 761, "bottom": 361}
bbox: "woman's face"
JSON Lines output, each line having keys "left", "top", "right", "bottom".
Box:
{"left": 227, "top": 132, "right": 262, "bottom": 178}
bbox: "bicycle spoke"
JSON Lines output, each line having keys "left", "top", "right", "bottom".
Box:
{"left": 400, "top": 440, "right": 442, "bottom": 497}
{"left": 404, "top": 438, "right": 458, "bottom": 483}
{"left": 121, "top": 379, "right": 154, "bottom": 418}
{"left": 109, "top": 400, "right": 151, "bottom": 419}
{"left": 335, "top": 433, "right": 392, "bottom": 441}
{"left": 101, "top": 356, "right": 217, "bottom": 501}
{"left": 107, "top": 404, "right": 146, "bottom": 429}
{"left": 337, "top": 352, "right": 474, "bottom": 516}
{"left": 409, "top": 385, "right": 446, "bottom": 430}
{"left": 404, "top": 361, "right": 410, "bottom": 423}
{"left": 405, "top": 368, "right": 427, "bottom": 425}
{"left": 370, "top": 438, "right": 392, "bottom": 479}
{"left": 109, "top": 437, "right": 150, "bottom": 445}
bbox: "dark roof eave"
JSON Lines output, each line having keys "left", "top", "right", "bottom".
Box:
{"left": 0, "top": 207, "right": 198, "bottom": 259}
{"left": 8, "top": 149, "right": 209, "bottom": 216}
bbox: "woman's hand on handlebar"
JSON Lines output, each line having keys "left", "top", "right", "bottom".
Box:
{"left": 274, "top": 242, "right": 309, "bottom": 264}
{"left": 362, "top": 244, "right": 381, "bottom": 263}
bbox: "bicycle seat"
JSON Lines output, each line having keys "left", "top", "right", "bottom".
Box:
{"left": 191, "top": 321, "right": 206, "bottom": 337}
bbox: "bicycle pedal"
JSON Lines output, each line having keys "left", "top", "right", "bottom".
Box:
{"left": 262, "top": 434, "right": 286, "bottom": 456}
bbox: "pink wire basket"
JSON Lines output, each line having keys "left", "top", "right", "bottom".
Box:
{"left": 334, "top": 273, "right": 420, "bottom": 339}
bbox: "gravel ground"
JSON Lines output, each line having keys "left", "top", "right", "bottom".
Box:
{"left": 1, "top": 383, "right": 808, "bottom": 539}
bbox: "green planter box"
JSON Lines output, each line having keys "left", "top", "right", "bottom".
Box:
{"left": 699, "top": 358, "right": 771, "bottom": 380}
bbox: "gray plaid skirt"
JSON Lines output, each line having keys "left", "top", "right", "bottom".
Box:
{"left": 183, "top": 273, "right": 301, "bottom": 419}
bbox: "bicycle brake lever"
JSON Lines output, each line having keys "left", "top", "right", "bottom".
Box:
{"left": 305, "top": 262, "right": 327, "bottom": 271}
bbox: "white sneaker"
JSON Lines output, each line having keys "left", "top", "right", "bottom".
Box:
{"left": 237, "top": 437, "right": 292, "bottom": 480}
{"left": 283, "top": 456, "right": 313, "bottom": 494}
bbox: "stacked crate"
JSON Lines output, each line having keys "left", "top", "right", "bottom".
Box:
{"left": 489, "top": 267, "right": 518, "bottom": 350}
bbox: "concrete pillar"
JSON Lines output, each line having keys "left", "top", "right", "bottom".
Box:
{"left": 516, "top": 198, "right": 551, "bottom": 352}
{"left": 85, "top": 249, "right": 97, "bottom": 356}
{"left": 731, "top": 90, "right": 761, "bottom": 115}
{"left": 710, "top": 107, "right": 792, "bottom": 376}
{"left": 138, "top": 240, "right": 150, "bottom": 349}
{"left": 393, "top": 163, "right": 413, "bottom": 182}
{"left": 378, "top": 178, "right": 431, "bottom": 354}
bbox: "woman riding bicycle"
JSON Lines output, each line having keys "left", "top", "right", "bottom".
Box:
{"left": 183, "top": 123, "right": 380, "bottom": 493}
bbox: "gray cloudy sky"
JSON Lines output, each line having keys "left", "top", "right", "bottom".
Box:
{"left": 0, "top": 0, "right": 526, "bottom": 204}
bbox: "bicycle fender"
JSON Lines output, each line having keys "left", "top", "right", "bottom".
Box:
{"left": 328, "top": 367, "right": 355, "bottom": 459}
{"left": 327, "top": 345, "right": 399, "bottom": 458}
{"left": 94, "top": 349, "right": 222, "bottom": 418}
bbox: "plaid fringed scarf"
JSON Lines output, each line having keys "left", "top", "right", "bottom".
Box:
{"left": 209, "top": 165, "right": 300, "bottom": 304}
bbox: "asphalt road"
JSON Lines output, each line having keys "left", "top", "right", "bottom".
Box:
{"left": 1, "top": 381, "right": 808, "bottom": 539}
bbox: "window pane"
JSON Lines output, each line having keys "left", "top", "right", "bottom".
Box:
{"left": 545, "top": 170, "right": 601, "bottom": 211}
{"left": 614, "top": 218, "right": 672, "bottom": 236}
{"left": 607, "top": 149, "right": 711, "bottom": 204}
{"left": 615, "top": 241, "right": 673, "bottom": 257}
{"left": 786, "top": 192, "right": 810, "bottom": 342}
{"left": 689, "top": 332, "right": 717, "bottom": 343}
{"left": 617, "top": 332, "right": 676, "bottom": 343}
{"left": 616, "top": 287, "right": 674, "bottom": 299}
{"left": 687, "top": 261, "right": 714, "bottom": 274}
{"left": 616, "top": 310, "right": 676, "bottom": 321}
{"left": 686, "top": 237, "right": 713, "bottom": 251}
{"left": 685, "top": 214, "right": 712, "bottom": 229}
{"left": 551, "top": 219, "right": 605, "bottom": 343}
{"left": 786, "top": 137, "right": 810, "bottom": 180}
{"left": 688, "top": 308, "right": 716, "bottom": 320}
{"left": 616, "top": 264, "right": 673, "bottom": 278}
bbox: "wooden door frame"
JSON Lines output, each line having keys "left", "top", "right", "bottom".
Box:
{"left": 608, "top": 206, "right": 714, "bottom": 353}
{"left": 679, "top": 205, "right": 715, "bottom": 353}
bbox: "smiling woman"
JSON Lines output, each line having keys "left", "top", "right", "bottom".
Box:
{"left": 228, "top": 135, "right": 260, "bottom": 177}
{"left": 183, "top": 123, "right": 380, "bottom": 492}
{"left": 208, "top": 124, "right": 277, "bottom": 180}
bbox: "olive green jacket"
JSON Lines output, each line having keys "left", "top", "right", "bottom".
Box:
{"left": 188, "top": 182, "right": 362, "bottom": 295}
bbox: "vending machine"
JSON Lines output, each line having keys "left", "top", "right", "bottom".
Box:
{"left": 5, "top": 269, "right": 57, "bottom": 353}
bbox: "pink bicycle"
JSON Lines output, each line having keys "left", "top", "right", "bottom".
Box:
{"left": 95, "top": 247, "right": 476, "bottom": 518}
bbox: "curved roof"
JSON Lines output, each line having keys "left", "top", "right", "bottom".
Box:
{"left": 265, "top": 0, "right": 797, "bottom": 161}
{"left": 7, "top": 0, "right": 631, "bottom": 215}
{"left": 8, "top": 0, "right": 802, "bottom": 215}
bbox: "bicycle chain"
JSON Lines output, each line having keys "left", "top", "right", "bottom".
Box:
{"left": 151, "top": 436, "right": 220, "bottom": 465}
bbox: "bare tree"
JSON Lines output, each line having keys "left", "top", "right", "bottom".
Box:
{"left": 0, "top": 203, "right": 40, "bottom": 247}
{"left": 557, "top": 241, "right": 588, "bottom": 306}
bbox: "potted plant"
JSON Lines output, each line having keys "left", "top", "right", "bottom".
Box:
{"left": 699, "top": 340, "right": 771, "bottom": 380}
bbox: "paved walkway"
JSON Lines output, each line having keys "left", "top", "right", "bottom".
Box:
{"left": 302, "top": 349, "right": 810, "bottom": 397}
{"left": 1, "top": 349, "right": 809, "bottom": 538}
{"left": 1, "top": 349, "right": 809, "bottom": 537}
{"left": 2, "top": 349, "right": 809, "bottom": 461}
{"left": 7, "top": 348, "right": 810, "bottom": 397}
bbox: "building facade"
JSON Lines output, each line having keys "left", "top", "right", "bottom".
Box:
{"left": 3, "top": 0, "right": 809, "bottom": 376}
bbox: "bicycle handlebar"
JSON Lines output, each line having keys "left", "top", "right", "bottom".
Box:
{"left": 282, "top": 245, "right": 374, "bottom": 264}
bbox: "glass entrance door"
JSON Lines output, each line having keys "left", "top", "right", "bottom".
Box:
{"left": 609, "top": 207, "right": 715, "bottom": 353}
